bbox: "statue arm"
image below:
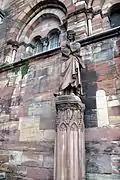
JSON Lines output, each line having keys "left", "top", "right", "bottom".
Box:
{"left": 70, "top": 42, "right": 85, "bottom": 68}
{"left": 61, "top": 42, "right": 70, "bottom": 59}
{"left": 70, "top": 42, "right": 81, "bottom": 53}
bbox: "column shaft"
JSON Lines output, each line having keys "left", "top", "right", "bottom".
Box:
{"left": 55, "top": 95, "right": 85, "bottom": 180}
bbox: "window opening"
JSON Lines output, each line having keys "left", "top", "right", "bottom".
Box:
{"left": 109, "top": 4, "right": 120, "bottom": 28}
{"left": 48, "top": 32, "right": 59, "bottom": 50}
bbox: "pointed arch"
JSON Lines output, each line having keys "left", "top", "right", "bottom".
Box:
{"left": 59, "top": 123, "right": 67, "bottom": 131}
{"left": 70, "top": 122, "right": 78, "bottom": 131}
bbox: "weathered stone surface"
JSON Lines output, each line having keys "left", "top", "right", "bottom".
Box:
{"left": 43, "top": 156, "right": 54, "bottom": 168}
{"left": 86, "top": 154, "right": 112, "bottom": 174}
{"left": 0, "top": 0, "right": 120, "bottom": 179}
{"left": 86, "top": 173, "right": 120, "bottom": 180}
{"left": 26, "top": 167, "right": 53, "bottom": 180}
{"left": 55, "top": 95, "right": 85, "bottom": 180}
{"left": 86, "top": 127, "right": 120, "bottom": 177}
{"left": 85, "top": 127, "right": 120, "bottom": 141}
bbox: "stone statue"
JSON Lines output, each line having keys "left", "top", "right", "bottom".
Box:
{"left": 55, "top": 32, "right": 85, "bottom": 180}
{"left": 55, "top": 30, "right": 85, "bottom": 97}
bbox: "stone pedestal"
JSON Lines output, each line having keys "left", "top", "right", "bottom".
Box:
{"left": 55, "top": 95, "right": 85, "bottom": 180}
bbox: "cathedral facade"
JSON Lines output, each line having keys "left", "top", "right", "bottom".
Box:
{"left": 0, "top": 0, "right": 120, "bottom": 179}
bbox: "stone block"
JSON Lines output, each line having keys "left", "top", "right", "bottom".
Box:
{"left": 86, "top": 154, "right": 112, "bottom": 174}
{"left": 92, "top": 48, "right": 114, "bottom": 62}
{"left": 0, "top": 155, "right": 9, "bottom": 163}
{"left": 9, "top": 151, "right": 23, "bottom": 165}
{"left": 19, "top": 117, "right": 42, "bottom": 142}
{"left": 111, "top": 155, "right": 120, "bottom": 174}
{"left": 26, "top": 167, "right": 53, "bottom": 180}
{"left": 43, "top": 156, "right": 54, "bottom": 168}
{"left": 43, "top": 130, "right": 55, "bottom": 141}
{"left": 22, "top": 152, "right": 43, "bottom": 167}
{"left": 85, "top": 126, "right": 120, "bottom": 141}
{"left": 40, "top": 119, "right": 55, "bottom": 130}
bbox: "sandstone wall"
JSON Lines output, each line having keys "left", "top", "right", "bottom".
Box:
{"left": 0, "top": 0, "right": 120, "bottom": 179}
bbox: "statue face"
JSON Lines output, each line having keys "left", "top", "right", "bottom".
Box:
{"left": 67, "top": 32, "right": 75, "bottom": 41}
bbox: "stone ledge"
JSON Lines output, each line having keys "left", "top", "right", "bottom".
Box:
{"left": 86, "top": 173, "right": 120, "bottom": 180}
{"left": 0, "top": 47, "right": 60, "bottom": 73}
{"left": 55, "top": 94, "right": 85, "bottom": 108}
{"left": 0, "top": 26, "right": 120, "bottom": 74}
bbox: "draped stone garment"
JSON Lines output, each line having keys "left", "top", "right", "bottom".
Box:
{"left": 60, "top": 41, "right": 85, "bottom": 92}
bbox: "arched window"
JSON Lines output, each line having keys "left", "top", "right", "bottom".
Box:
{"left": 32, "top": 30, "right": 60, "bottom": 55}
{"left": 48, "top": 30, "right": 59, "bottom": 50}
{"left": 33, "top": 36, "right": 43, "bottom": 54}
{"left": 109, "top": 3, "right": 120, "bottom": 28}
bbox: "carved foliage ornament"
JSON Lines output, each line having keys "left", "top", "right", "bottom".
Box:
{"left": 56, "top": 102, "right": 84, "bottom": 130}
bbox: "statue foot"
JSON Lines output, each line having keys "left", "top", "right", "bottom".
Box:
{"left": 54, "top": 91, "right": 63, "bottom": 97}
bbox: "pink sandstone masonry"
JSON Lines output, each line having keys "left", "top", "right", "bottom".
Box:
{"left": 0, "top": 0, "right": 120, "bottom": 179}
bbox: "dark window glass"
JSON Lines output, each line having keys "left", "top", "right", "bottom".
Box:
{"left": 49, "top": 32, "right": 59, "bottom": 50}
{"left": 33, "top": 30, "right": 59, "bottom": 55}
{"left": 110, "top": 9, "right": 120, "bottom": 28}
{"left": 42, "top": 38, "right": 48, "bottom": 52}
{"left": 33, "top": 37, "right": 43, "bottom": 54}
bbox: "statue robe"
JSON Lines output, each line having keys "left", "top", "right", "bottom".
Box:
{"left": 60, "top": 41, "right": 85, "bottom": 93}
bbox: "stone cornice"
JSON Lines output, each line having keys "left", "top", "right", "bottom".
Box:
{"left": 79, "top": 26, "right": 120, "bottom": 46}
{"left": 0, "top": 47, "right": 61, "bottom": 73}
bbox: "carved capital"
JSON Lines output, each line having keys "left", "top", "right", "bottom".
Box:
{"left": 55, "top": 95, "right": 85, "bottom": 130}
{"left": 7, "top": 40, "right": 19, "bottom": 50}
{"left": 86, "top": 8, "right": 94, "bottom": 19}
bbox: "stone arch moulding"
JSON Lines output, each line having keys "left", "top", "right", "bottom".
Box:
{"left": 47, "top": 28, "right": 61, "bottom": 37}
{"left": 108, "top": 2, "right": 120, "bottom": 15}
{"left": 70, "top": 122, "right": 78, "bottom": 131}
{"left": 59, "top": 122, "right": 67, "bottom": 131}
{"left": 23, "top": 13, "right": 62, "bottom": 44}
{"left": 102, "top": 0, "right": 120, "bottom": 16}
{"left": 8, "top": 0, "right": 67, "bottom": 43}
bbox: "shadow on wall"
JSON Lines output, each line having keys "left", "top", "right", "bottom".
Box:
{"left": 81, "top": 62, "right": 98, "bottom": 128}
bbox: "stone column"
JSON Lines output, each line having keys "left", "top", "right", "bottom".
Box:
{"left": 12, "top": 42, "right": 19, "bottom": 63}
{"left": 55, "top": 95, "right": 85, "bottom": 180}
{"left": 6, "top": 40, "right": 19, "bottom": 63}
{"left": 86, "top": 8, "right": 93, "bottom": 35}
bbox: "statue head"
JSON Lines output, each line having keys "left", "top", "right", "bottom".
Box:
{"left": 67, "top": 30, "right": 75, "bottom": 42}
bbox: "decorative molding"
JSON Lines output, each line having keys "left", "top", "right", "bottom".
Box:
{"left": 79, "top": 25, "right": 120, "bottom": 46}
{"left": 56, "top": 95, "right": 85, "bottom": 130}
{"left": 7, "top": 40, "right": 19, "bottom": 48}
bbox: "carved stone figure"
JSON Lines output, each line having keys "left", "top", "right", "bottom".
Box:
{"left": 58, "top": 30, "right": 85, "bottom": 96}
{"left": 55, "top": 31, "right": 86, "bottom": 180}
